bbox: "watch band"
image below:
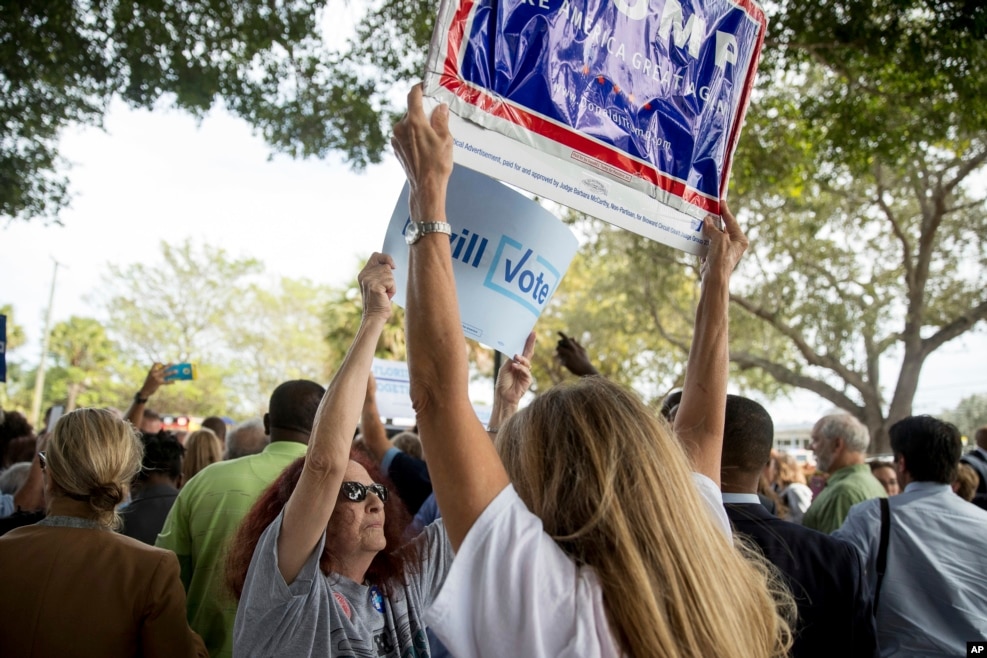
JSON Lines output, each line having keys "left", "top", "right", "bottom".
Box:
{"left": 406, "top": 221, "right": 452, "bottom": 245}
{"left": 134, "top": 392, "right": 150, "bottom": 404}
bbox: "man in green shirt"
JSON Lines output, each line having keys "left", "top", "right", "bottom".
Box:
{"left": 156, "top": 380, "right": 325, "bottom": 658}
{"left": 803, "top": 413, "right": 887, "bottom": 534}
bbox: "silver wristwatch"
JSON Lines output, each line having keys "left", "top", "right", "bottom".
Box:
{"left": 405, "top": 220, "right": 452, "bottom": 245}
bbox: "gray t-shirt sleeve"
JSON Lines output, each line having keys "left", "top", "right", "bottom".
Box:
{"left": 413, "top": 519, "right": 453, "bottom": 606}
{"left": 233, "top": 510, "right": 332, "bottom": 658}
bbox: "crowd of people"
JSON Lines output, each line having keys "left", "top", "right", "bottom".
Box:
{"left": 1, "top": 87, "right": 986, "bottom": 656}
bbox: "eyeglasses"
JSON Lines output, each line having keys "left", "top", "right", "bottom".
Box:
{"left": 38, "top": 451, "right": 47, "bottom": 471}
{"left": 340, "top": 481, "right": 388, "bottom": 503}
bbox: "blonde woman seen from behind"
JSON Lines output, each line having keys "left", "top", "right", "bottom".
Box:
{"left": 0, "top": 408, "right": 206, "bottom": 657}
{"left": 394, "top": 85, "right": 791, "bottom": 658}
{"left": 183, "top": 428, "right": 223, "bottom": 483}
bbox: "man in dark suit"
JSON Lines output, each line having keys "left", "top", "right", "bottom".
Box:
{"left": 721, "top": 395, "right": 878, "bottom": 657}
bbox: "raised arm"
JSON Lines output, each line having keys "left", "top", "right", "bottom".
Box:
{"left": 673, "top": 204, "right": 748, "bottom": 485}
{"left": 487, "top": 331, "right": 536, "bottom": 436}
{"left": 393, "top": 85, "right": 510, "bottom": 549}
{"left": 276, "top": 253, "right": 396, "bottom": 585}
{"left": 360, "top": 373, "right": 392, "bottom": 463}
{"left": 555, "top": 332, "right": 600, "bottom": 377}
{"left": 124, "top": 363, "right": 172, "bottom": 428}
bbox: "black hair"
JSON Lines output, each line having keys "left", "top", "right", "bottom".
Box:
{"left": 659, "top": 390, "right": 683, "bottom": 421}
{"left": 268, "top": 380, "right": 326, "bottom": 435}
{"left": 201, "top": 416, "right": 228, "bottom": 441}
{"left": 889, "top": 415, "right": 961, "bottom": 484}
{"left": 0, "top": 410, "right": 33, "bottom": 443}
{"left": 722, "top": 395, "right": 774, "bottom": 474}
{"left": 139, "top": 433, "right": 185, "bottom": 481}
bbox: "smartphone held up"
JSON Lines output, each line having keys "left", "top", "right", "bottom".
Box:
{"left": 164, "top": 363, "right": 198, "bottom": 381}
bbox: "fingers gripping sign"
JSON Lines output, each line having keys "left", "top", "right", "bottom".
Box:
{"left": 391, "top": 85, "right": 455, "bottom": 223}
{"left": 360, "top": 253, "right": 397, "bottom": 322}
{"left": 699, "top": 200, "right": 748, "bottom": 283}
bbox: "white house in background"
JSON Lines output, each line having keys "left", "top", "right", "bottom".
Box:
{"left": 773, "top": 423, "right": 816, "bottom": 469}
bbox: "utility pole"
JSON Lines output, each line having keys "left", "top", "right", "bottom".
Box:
{"left": 493, "top": 351, "right": 503, "bottom": 399}
{"left": 30, "top": 259, "right": 61, "bottom": 427}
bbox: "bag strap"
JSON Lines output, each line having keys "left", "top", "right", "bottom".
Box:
{"left": 874, "top": 497, "right": 890, "bottom": 611}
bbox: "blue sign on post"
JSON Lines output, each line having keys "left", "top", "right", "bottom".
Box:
{"left": 425, "top": 0, "right": 767, "bottom": 254}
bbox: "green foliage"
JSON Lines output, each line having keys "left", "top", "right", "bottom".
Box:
{"left": 939, "top": 393, "right": 987, "bottom": 441}
{"left": 766, "top": 0, "right": 987, "bottom": 171}
{"left": 97, "top": 239, "right": 333, "bottom": 416}
{"left": 227, "top": 276, "right": 335, "bottom": 413}
{"left": 722, "top": 0, "right": 987, "bottom": 451}
{"left": 0, "top": 305, "right": 27, "bottom": 352}
{"left": 535, "top": 216, "right": 697, "bottom": 404}
{"left": 1, "top": 0, "right": 384, "bottom": 222}
{"left": 101, "top": 238, "right": 264, "bottom": 363}
{"left": 48, "top": 316, "right": 117, "bottom": 410}
{"left": 324, "top": 267, "right": 408, "bottom": 371}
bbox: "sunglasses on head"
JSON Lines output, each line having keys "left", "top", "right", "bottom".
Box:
{"left": 38, "top": 451, "right": 47, "bottom": 470}
{"left": 340, "top": 481, "right": 389, "bottom": 503}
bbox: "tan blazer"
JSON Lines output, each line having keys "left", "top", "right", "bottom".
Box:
{"left": 0, "top": 522, "right": 207, "bottom": 657}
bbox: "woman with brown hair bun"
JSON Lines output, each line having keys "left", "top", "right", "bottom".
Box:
{"left": 0, "top": 407, "right": 206, "bottom": 657}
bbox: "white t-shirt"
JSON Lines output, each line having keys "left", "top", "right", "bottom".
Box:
{"left": 426, "top": 473, "right": 729, "bottom": 657}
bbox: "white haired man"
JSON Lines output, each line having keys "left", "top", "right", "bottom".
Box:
{"left": 803, "top": 414, "right": 886, "bottom": 533}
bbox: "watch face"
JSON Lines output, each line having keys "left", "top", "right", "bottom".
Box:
{"left": 405, "top": 221, "right": 419, "bottom": 245}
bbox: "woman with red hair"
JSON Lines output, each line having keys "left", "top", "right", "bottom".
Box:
{"left": 228, "top": 255, "right": 452, "bottom": 657}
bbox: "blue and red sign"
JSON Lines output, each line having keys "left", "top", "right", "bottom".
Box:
{"left": 425, "top": 0, "right": 766, "bottom": 253}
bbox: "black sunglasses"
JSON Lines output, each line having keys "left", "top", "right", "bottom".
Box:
{"left": 340, "top": 481, "right": 388, "bottom": 503}
{"left": 38, "top": 451, "right": 47, "bottom": 470}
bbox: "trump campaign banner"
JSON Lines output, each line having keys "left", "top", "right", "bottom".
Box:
{"left": 383, "top": 165, "right": 579, "bottom": 357}
{"left": 423, "top": 0, "right": 766, "bottom": 254}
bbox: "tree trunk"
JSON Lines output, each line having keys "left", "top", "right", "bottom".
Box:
{"left": 66, "top": 382, "right": 81, "bottom": 413}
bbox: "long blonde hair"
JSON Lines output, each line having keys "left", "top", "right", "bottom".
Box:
{"left": 497, "top": 377, "right": 792, "bottom": 658}
{"left": 46, "top": 408, "right": 143, "bottom": 530}
{"left": 182, "top": 428, "right": 223, "bottom": 483}
{"left": 775, "top": 452, "right": 807, "bottom": 486}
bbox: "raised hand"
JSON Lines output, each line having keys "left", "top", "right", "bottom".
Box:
{"left": 700, "top": 200, "right": 748, "bottom": 284}
{"left": 496, "top": 332, "right": 537, "bottom": 407}
{"left": 139, "top": 362, "right": 173, "bottom": 398}
{"left": 555, "top": 332, "right": 599, "bottom": 377}
{"left": 391, "top": 84, "right": 454, "bottom": 223}
{"left": 359, "top": 253, "right": 397, "bottom": 322}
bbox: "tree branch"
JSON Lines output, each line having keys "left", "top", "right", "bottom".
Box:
{"left": 921, "top": 299, "right": 987, "bottom": 356}
{"left": 943, "top": 199, "right": 987, "bottom": 216}
{"left": 730, "top": 350, "right": 863, "bottom": 415}
{"left": 730, "top": 294, "right": 871, "bottom": 393}
{"left": 874, "top": 162, "right": 914, "bottom": 284}
{"left": 943, "top": 147, "right": 987, "bottom": 194}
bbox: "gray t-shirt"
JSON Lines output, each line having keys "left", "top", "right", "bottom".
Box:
{"left": 234, "top": 510, "right": 452, "bottom": 657}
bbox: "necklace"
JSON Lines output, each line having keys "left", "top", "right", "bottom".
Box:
{"left": 38, "top": 515, "right": 107, "bottom": 530}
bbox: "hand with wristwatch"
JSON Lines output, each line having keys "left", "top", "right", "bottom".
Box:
{"left": 405, "top": 220, "right": 452, "bottom": 245}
